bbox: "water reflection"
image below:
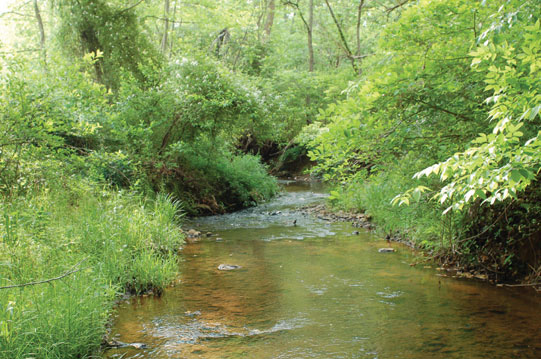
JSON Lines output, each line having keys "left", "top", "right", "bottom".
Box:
{"left": 104, "top": 182, "right": 541, "bottom": 359}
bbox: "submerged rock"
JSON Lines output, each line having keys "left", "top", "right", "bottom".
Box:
{"left": 378, "top": 248, "right": 395, "bottom": 253}
{"left": 185, "top": 310, "right": 202, "bottom": 317}
{"left": 218, "top": 264, "right": 242, "bottom": 271}
{"left": 185, "top": 229, "right": 202, "bottom": 243}
{"left": 187, "top": 229, "right": 201, "bottom": 238}
{"left": 130, "top": 343, "right": 147, "bottom": 349}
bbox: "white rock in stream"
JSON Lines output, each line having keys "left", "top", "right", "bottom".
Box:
{"left": 218, "top": 264, "right": 242, "bottom": 271}
{"left": 378, "top": 248, "right": 395, "bottom": 253}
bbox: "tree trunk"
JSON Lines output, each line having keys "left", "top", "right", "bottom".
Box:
{"left": 169, "top": 0, "right": 178, "bottom": 57}
{"left": 307, "top": 0, "right": 314, "bottom": 72}
{"left": 263, "top": 0, "right": 275, "bottom": 42}
{"left": 305, "top": 0, "right": 314, "bottom": 121}
{"left": 33, "top": 0, "right": 46, "bottom": 66}
{"left": 324, "top": 0, "right": 358, "bottom": 74}
{"left": 356, "top": 0, "right": 364, "bottom": 57}
{"left": 161, "top": 0, "right": 170, "bottom": 54}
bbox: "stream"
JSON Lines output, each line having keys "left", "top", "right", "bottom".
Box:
{"left": 104, "top": 180, "right": 541, "bottom": 358}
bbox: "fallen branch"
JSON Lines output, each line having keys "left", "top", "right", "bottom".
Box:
{"left": 0, "top": 258, "right": 88, "bottom": 290}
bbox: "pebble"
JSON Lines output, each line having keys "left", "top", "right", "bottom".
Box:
{"left": 184, "top": 310, "right": 202, "bottom": 317}
{"left": 218, "top": 264, "right": 242, "bottom": 271}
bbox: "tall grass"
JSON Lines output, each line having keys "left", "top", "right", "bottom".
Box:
{"left": 329, "top": 160, "right": 465, "bottom": 251}
{"left": 0, "top": 181, "right": 184, "bottom": 359}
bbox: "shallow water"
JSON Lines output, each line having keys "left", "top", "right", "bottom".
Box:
{"left": 104, "top": 181, "right": 541, "bottom": 358}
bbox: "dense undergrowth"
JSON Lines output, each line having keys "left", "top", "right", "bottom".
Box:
{"left": 0, "top": 38, "right": 279, "bottom": 359}
{"left": 0, "top": 180, "right": 183, "bottom": 358}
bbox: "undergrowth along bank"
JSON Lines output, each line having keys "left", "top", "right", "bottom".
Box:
{"left": 0, "top": 180, "right": 184, "bottom": 359}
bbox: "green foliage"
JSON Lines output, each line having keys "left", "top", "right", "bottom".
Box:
{"left": 215, "top": 153, "right": 279, "bottom": 207}
{"left": 0, "top": 54, "right": 108, "bottom": 197}
{"left": 108, "top": 56, "right": 279, "bottom": 212}
{"left": 329, "top": 156, "right": 462, "bottom": 251}
{"left": 55, "top": 0, "right": 161, "bottom": 89}
{"left": 308, "top": 0, "right": 496, "bottom": 183}
{"left": 152, "top": 138, "right": 278, "bottom": 214}
{"left": 408, "top": 13, "right": 540, "bottom": 213}
{"left": 0, "top": 181, "right": 184, "bottom": 358}
{"left": 456, "top": 180, "right": 541, "bottom": 281}
{"left": 307, "top": 0, "right": 540, "bottom": 280}
{"left": 1, "top": 48, "right": 278, "bottom": 213}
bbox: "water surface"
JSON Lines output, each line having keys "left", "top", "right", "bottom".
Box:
{"left": 104, "top": 181, "right": 541, "bottom": 358}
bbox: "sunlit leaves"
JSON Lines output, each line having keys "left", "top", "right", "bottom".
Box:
{"left": 406, "top": 3, "right": 540, "bottom": 213}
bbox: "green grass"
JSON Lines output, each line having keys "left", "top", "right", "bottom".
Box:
{"left": 328, "top": 160, "right": 464, "bottom": 252}
{"left": 0, "top": 181, "right": 184, "bottom": 358}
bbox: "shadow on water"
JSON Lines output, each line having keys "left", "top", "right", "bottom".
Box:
{"left": 104, "top": 181, "right": 541, "bottom": 359}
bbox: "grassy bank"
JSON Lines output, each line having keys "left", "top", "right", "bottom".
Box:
{"left": 325, "top": 158, "right": 457, "bottom": 250}
{"left": 0, "top": 181, "right": 184, "bottom": 359}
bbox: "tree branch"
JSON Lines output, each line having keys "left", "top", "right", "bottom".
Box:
{"left": 0, "top": 258, "right": 88, "bottom": 290}
{"left": 356, "top": 0, "right": 365, "bottom": 57}
{"left": 385, "top": 0, "right": 411, "bottom": 14}
{"left": 499, "top": 282, "right": 540, "bottom": 288}
{"left": 143, "top": 15, "right": 185, "bottom": 24}
{"left": 416, "top": 99, "right": 475, "bottom": 122}
{"left": 324, "top": 0, "right": 359, "bottom": 73}
{"left": 118, "top": 0, "right": 146, "bottom": 14}
{"left": 282, "top": 1, "right": 309, "bottom": 31}
{"left": 0, "top": 48, "right": 42, "bottom": 54}
{"left": 0, "top": 11, "right": 35, "bottom": 18}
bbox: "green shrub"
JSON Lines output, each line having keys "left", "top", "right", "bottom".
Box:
{"left": 169, "top": 139, "right": 278, "bottom": 213}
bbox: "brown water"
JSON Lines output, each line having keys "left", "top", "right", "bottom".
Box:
{"left": 104, "top": 181, "right": 541, "bottom": 359}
